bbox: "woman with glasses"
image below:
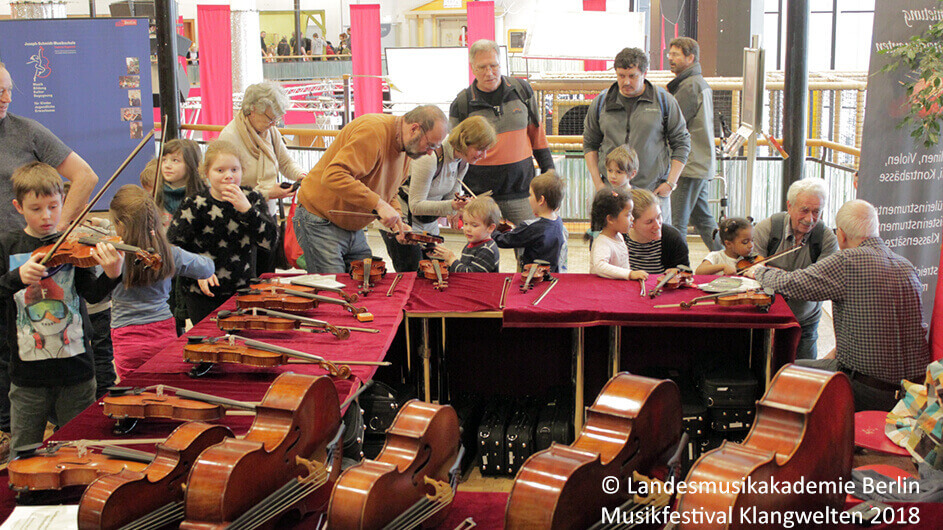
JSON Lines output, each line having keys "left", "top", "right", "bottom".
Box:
{"left": 219, "top": 81, "right": 308, "bottom": 271}
{"left": 381, "top": 116, "right": 497, "bottom": 272}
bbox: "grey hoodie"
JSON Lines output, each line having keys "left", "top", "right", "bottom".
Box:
{"left": 583, "top": 79, "right": 691, "bottom": 190}
{"left": 667, "top": 63, "right": 716, "bottom": 180}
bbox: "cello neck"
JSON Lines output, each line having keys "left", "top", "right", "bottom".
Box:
{"left": 100, "top": 445, "right": 156, "bottom": 464}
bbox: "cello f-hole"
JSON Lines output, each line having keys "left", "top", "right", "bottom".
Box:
{"left": 411, "top": 445, "right": 433, "bottom": 487}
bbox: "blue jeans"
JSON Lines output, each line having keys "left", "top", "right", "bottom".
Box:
{"left": 293, "top": 205, "right": 373, "bottom": 273}
{"left": 671, "top": 177, "right": 721, "bottom": 251}
{"left": 796, "top": 317, "right": 820, "bottom": 361}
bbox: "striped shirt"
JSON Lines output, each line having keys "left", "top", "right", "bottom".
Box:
{"left": 755, "top": 237, "right": 929, "bottom": 383}
{"left": 626, "top": 236, "right": 664, "bottom": 274}
{"left": 450, "top": 239, "right": 500, "bottom": 273}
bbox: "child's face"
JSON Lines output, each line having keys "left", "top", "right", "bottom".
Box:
{"left": 461, "top": 212, "right": 495, "bottom": 244}
{"left": 161, "top": 151, "right": 188, "bottom": 187}
{"left": 606, "top": 163, "right": 636, "bottom": 189}
{"left": 609, "top": 204, "right": 633, "bottom": 234}
{"left": 206, "top": 153, "right": 243, "bottom": 193}
{"left": 13, "top": 191, "right": 62, "bottom": 237}
{"left": 527, "top": 186, "right": 546, "bottom": 216}
{"left": 725, "top": 226, "right": 755, "bottom": 258}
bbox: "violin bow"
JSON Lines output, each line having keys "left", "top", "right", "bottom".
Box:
{"left": 648, "top": 269, "right": 678, "bottom": 299}
{"left": 223, "top": 307, "right": 378, "bottom": 334}
{"left": 152, "top": 114, "right": 167, "bottom": 201}
{"left": 736, "top": 242, "right": 804, "bottom": 274}
{"left": 532, "top": 277, "right": 558, "bottom": 306}
{"left": 499, "top": 276, "right": 512, "bottom": 309}
{"left": 387, "top": 273, "right": 403, "bottom": 297}
{"left": 39, "top": 129, "right": 155, "bottom": 266}
{"left": 653, "top": 288, "right": 746, "bottom": 309}
{"left": 226, "top": 334, "right": 391, "bottom": 367}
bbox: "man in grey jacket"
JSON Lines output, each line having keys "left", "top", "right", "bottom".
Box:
{"left": 583, "top": 47, "right": 690, "bottom": 222}
{"left": 667, "top": 37, "right": 720, "bottom": 250}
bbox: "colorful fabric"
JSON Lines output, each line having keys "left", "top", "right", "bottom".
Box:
{"left": 887, "top": 360, "right": 943, "bottom": 469}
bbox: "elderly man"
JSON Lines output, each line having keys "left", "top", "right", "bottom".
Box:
{"left": 583, "top": 47, "right": 690, "bottom": 221}
{"left": 753, "top": 179, "right": 839, "bottom": 360}
{"left": 667, "top": 37, "right": 720, "bottom": 251}
{"left": 745, "top": 200, "right": 929, "bottom": 411}
{"left": 450, "top": 39, "right": 554, "bottom": 226}
{"left": 293, "top": 105, "right": 449, "bottom": 273}
{"left": 0, "top": 62, "right": 98, "bottom": 232}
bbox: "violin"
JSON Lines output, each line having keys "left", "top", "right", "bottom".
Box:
{"left": 350, "top": 257, "right": 387, "bottom": 296}
{"left": 327, "top": 400, "right": 463, "bottom": 529}
{"left": 676, "top": 288, "right": 775, "bottom": 312}
{"left": 8, "top": 443, "right": 151, "bottom": 494}
{"left": 77, "top": 422, "right": 233, "bottom": 530}
{"left": 33, "top": 236, "right": 162, "bottom": 271}
{"left": 418, "top": 258, "right": 449, "bottom": 290}
{"left": 183, "top": 335, "right": 357, "bottom": 379}
{"left": 238, "top": 285, "right": 373, "bottom": 322}
{"left": 505, "top": 372, "right": 684, "bottom": 529}
{"left": 180, "top": 373, "right": 343, "bottom": 529}
{"left": 102, "top": 386, "right": 226, "bottom": 434}
{"left": 216, "top": 308, "right": 353, "bottom": 340}
{"left": 674, "top": 364, "right": 854, "bottom": 528}
{"left": 403, "top": 231, "right": 445, "bottom": 250}
{"left": 520, "top": 260, "right": 552, "bottom": 292}
{"left": 649, "top": 266, "right": 694, "bottom": 299}
{"left": 736, "top": 242, "right": 804, "bottom": 274}
{"left": 250, "top": 278, "right": 359, "bottom": 303}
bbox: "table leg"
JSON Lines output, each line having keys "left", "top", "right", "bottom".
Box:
{"left": 608, "top": 325, "right": 621, "bottom": 378}
{"left": 440, "top": 317, "right": 449, "bottom": 403}
{"left": 764, "top": 329, "right": 776, "bottom": 388}
{"left": 572, "top": 327, "right": 585, "bottom": 433}
{"left": 405, "top": 315, "right": 412, "bottom": 372}
{"left": 420, "top": 318, "right": 432, "bottom": 403}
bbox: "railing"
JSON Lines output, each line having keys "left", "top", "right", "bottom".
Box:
{"left": 177, "top": 125, "right": 857, "bottom": 226}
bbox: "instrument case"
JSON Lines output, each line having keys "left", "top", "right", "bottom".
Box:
{"left": 478, "top": 397, "right": 512, "bottom": 476}
{"left": 535, "top": 387, "right": 574, "bottom": 451}
{"left": 505, "top": 398, "right": 540, "bottom": 476}
{"left": 698, "top": 371, "right": 758, "bottom": 408}
{"left": 709, "top": 407, "right": 755, "bottom": 432}
{"left": 682, "top": 401, "right": 708, "bottom": 438}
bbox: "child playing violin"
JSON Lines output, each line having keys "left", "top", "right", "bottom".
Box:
{"left": 429, "top": 196, "right": 501, "bottom": 273}
{"left": 589, "top": 190, "right": 648, "bottom": 281}
{"left": 109, "top": 185, "right": 214, "bottom": 378}
{"left": 695, "top": 217, "right": 754, "bottom": 275}
{"left": 0, "top": 162, "right": 124, "bottom": 450}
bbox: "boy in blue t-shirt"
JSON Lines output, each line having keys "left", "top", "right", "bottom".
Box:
{"left": 493, "top": 170, "right": 567, "bottom": 272}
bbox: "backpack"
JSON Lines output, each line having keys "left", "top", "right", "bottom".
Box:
{"left": 766, "top": 212, "right": 825, "bottom": 263}
{"left": 594, "top": 83, "right": 671, "bottom": 142}
{"left": 454, "top": 76, "right": 540, "bottom": 127}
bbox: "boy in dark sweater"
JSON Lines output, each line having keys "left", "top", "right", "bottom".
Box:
{"left": 0, "top": 163, "right": 123, "bottom": 450}
{"left": 431, "top": 196, "right": 501, "bottom": 273}
{"left": 493, "top": 171, "right": 567, "bottom": 272}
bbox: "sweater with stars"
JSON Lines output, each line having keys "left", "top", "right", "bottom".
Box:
{"left": 167, "top": 188, "right": 277, "bottom": 300}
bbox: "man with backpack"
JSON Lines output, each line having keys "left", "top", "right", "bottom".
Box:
{"left": 752, "top": 178, "right": 840, "bottom": 361}
{"left": 450, "top": 39, "right": 554, "bottom": 226}
{"left": 583, "top": 47, "right": 691, "bottom": 222}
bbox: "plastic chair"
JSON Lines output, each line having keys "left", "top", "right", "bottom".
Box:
{"left": 854, "top": 410, "right": 911, "bottom": 456}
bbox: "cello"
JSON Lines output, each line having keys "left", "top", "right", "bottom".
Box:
{"left": 180, "top": 373, "right": 344, "bottom": 529}
{"left": 327, "top": 400, "right": 463, "bottom": 529}
{"left": 673, "top": 364, "right": 854, "bottom": 529}
{"left": 77, "top": 422, "right": 233, "bottom": 530}
{"left": 504, "top": 372, "right": 684, "bottom": 530}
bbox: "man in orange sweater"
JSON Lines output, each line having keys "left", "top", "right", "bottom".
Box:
{"left": 294, "top": 105, "right": 449, "bottom": 272}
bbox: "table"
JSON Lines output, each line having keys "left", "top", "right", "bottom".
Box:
{"left": 405, "top": 273, "right": 801, "bottom": 432}
{"left": 0, "top": 273, "right": 413, "bottom": 527}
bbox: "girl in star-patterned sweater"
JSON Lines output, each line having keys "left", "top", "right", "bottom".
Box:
{"left": 167, "top": 140, "right": 277, "bottom": 326}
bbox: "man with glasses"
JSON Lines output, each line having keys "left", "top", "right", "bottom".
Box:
{"left": 752, "top": 178, "right": 839, "bottom": 360}
{"left": 450, "top": 39, "right": 554, "bottom": 228}
{"left": 294, "top": 105, "right": 449, "bottom": 273}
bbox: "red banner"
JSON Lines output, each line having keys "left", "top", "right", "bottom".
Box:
{"left": 583, "top": 0, "right": 606, "bottom": 71}
{"left": 196, "top": 5, "right": 231, "bottom": 139}
{"left": 467, "top": 1, "right": 495, "bottom": 83}
{"left": 351, "top": 4, "right": 382, "bottom": 117}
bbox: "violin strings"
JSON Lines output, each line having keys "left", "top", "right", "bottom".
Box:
{"left": 228, "top": 467, "right": 328, "bottom": 530}
{"left": 235, "top": 480, "right": 323, "bottom": 530}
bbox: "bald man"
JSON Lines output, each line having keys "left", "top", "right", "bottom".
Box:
{"left": 745, "top": 200, "right": 930, "bottom": 411}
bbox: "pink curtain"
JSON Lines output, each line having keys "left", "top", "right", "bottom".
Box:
{"left": 583, "top": 1, "right": 606, "bottom": 71}
{"left": 197, "top": 5, "right": 232, "bottom": 139}
{"left": 467, "top": 1, "right": 495, "bottom": 83}
{"left": 351, "top": 4, "right": 382, "bottom": 117}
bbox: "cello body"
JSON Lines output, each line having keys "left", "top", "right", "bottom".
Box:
{"left": 327, "top": 400, "right": 461, "bottom": 530}
{"left": 675, "top": 364, "right": 854, "bottom": 529}
{"left": 77, "top": 422, "right": 232, "bottom": 530}
{"left": 180, "top": 373, "right": 342, "bottom": 529}
{"left": 505, "top": 373, "right": 683, "bottom": 530}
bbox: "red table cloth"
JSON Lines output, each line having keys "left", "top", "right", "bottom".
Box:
{"left": 404, "top": 272, "right": 511, "bottom": 313}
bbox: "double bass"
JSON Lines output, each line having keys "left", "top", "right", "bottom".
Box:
{"left": 673, "top": 364, "right": 854, "bottom": 529}
{"left": 505, "top": 372, "right": 684, "bottom": 529}
{"left": 180, "top": 373, "right": 344, "bottom": 529}
{"left": 327, "top": 400, "right": 463, "bottom": 529}
{"left": 78, "top": 422, "right": 233, "bottom": 530}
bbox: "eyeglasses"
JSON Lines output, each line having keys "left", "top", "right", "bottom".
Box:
{"left": 420, "top": 127, "right": 443, "bottom": 151}
{"left": 261, "top": 111, "right": 279, "bottom": 127}
{"left": 26, "top": 299, "right": 68, "bottom": 322}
